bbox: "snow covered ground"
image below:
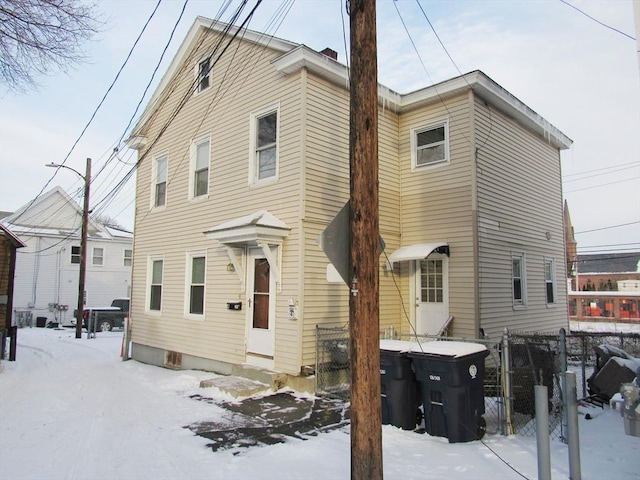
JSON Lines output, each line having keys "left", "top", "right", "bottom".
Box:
{"left": 1, "top": 328, "right": 638, "bottom": 480}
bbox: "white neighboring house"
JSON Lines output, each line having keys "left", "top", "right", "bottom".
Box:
{"left": 1, "top": 187, "right": 133, "bottom": 327}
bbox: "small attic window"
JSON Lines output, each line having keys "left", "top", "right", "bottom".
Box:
{"left": 197, "top": 57, "right": 211, "bottom": 93}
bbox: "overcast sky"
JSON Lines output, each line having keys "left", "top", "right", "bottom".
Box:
{"left": 0, "top": 0, "right": 638, "bottom": 255}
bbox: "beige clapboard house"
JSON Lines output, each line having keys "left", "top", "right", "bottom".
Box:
{"left": 128, "top": 18, "right": 572, "bottom": 389}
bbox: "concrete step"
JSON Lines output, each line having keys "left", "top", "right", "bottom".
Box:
{"left": 199, "top": 376, "right": 269, "bottom": 398}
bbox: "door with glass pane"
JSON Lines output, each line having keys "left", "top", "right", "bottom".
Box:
{"left": 415, "top": 255, "right": 449, "bottom": 335}
{"left": 246, "top": 248, "right": 275, "bottom": 365}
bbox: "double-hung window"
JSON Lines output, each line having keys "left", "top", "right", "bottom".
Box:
{"left": 154, "top": 155, "right": 167, "bottom": 208}
{"left": 186, "top": 253, "right": 206, "bottom": 316}
{"left": 191, "top": 137, "right": 210, "bottom": 199}
{"left": 149, "top": 258, "right": 163, "bottom": 312}
{"left": 197, "top": 57, "right": 211, "bottom": 93}
{"left": 250, "top": 105, "right": 279, "bottom": 184}
{"left": 92, "top": 247, "right": 104, "bottom": 266}
{"left": 411, "top": 121, "right": 449, "bottom": 169}
{"left": 544, "top": 257, "right": 556, "bottom": 304}
{"left": 512, "top": 253, "right": 526, "bottom": 307}
{"left": 123, "top": 249, "right": 132, "bottom": 267}
{"left": 71, "top": 245, "right": 80, "bottom": 264}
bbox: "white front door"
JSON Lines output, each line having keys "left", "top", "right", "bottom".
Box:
{"left": 246, "top": 248, "right": 275, "bottom": 367}
{"left": 415, "top": 254, "right": 449, "bottom": 335}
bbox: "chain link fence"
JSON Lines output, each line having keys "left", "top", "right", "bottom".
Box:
{"left": 315, "top": 325, "right": 350, "bottom": 401}
{"left": 506, "top": 332, "right": 563, "bottom": 439}
{"left": 316, "top": 324, "right": 640, "bottom": 439}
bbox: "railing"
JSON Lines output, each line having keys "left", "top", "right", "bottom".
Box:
{"left": 568, "top": 291, "right": 640, "bottom": 323}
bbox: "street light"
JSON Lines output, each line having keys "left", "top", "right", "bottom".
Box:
{"left": 47, "top": 158, "right": 92, "bottom": 339}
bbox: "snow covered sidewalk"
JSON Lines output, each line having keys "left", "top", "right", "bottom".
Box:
{"left": 1, "top": 328, "right": 638, "bottom": 479}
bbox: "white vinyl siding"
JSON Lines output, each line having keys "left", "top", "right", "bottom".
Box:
{"left": 249, "top": 104, "right": 279, "bottom": 185}
{"left": 474, "top": 95, "right": 568, "bottom": 336}
{"left": 130, "top": 35, "right": 303, "bottom": 374}
{"left": 190, "top": 136, "right": 210, "bottom": 199}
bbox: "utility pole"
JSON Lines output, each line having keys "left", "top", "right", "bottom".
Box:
{"left": 77, "top": 158, "right": 91, "bottom": 339}
{"left": 349, "top": 0, "right": 382, "bottom": 478}
{"left": 46, "top": 158, "right": 91, "bottom": 339}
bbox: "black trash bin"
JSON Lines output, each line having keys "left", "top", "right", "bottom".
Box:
{"left": 36, "top": 316, "right": 47, "bottom": 328}
{"left": 408, "top": 341, "right": 489, "bottom": 443}
{"left": 380, "top": 340, "right": 421, "bottom": 430}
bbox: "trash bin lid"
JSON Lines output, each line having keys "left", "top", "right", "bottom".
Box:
{"left": 409, "top": 341, "right": 487, "bottom": 357}
{"left": 380, "top": 339, "right": 421, "bottom": 352}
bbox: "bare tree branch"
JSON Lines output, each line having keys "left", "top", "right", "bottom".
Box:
{"left": 0, "top": 0, "right": 102, "bottom": 92}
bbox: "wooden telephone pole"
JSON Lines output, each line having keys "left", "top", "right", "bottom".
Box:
{"left": 349, "top": 0, "right": 383, "bottom": 478}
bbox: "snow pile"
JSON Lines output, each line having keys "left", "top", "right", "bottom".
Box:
{"left": 1, "top": 328, "right": 639, "bottom": 479}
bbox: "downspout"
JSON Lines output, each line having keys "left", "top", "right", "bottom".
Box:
{"left": 469, "top": 89, "right": 481, "bottom": 337}
{"left": 296, "top": 67, "right": 308, "bottom": 374}
{"left": 31, "top": 236, "right": 41, "bottom": 308}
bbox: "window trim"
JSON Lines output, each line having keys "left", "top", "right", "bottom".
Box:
{"left": 544, "top": 257, "right": 557, "bottom": 306}
{"left": 410, "top": 120, "right": 450, "bottom": 171}
{"left": 123, "top": 249, "right": 132, "bottom": 267}
{"left": 184, "top": 251, "right": 207, "bottom": 319}
{"left": 189, "top": 135, "right": 210, "bottom": 201}
{"left": 512, "top": 252, "right": 527, "bottom": 309}
{"left": 249, "top": 103, "right": 280, "bottom": 186}
{"left": 151, "top": 154, "right": 168, "bottom": 210}
{"left": 92, "top": 247, "right": 104, "bottom": 266}
{"left": 147, "top": 256, "right": 164, "bottom": 315}
{"left": 195, "top": 56, "right": 211, "bottom": 94}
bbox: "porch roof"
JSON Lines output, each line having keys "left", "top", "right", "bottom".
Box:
{"left": 203, "top": 210, "right": 290, "bottom": 246}
{"left": 388, "top": 242, "right": 449, "bottom": 265}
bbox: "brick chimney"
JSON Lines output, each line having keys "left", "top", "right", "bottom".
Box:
{"left": 320, "top": 48, "right": 338, "bottom": 60}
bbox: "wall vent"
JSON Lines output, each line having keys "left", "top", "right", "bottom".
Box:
{"left": 165, "top": 351, "right": 182, "bottom": 369}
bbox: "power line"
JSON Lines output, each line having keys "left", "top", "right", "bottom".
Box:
{"left": 575, "top": 221, "right": 640, "bottom": 235}
{"left": 8, "top": 0, "right": 166, "bottom": 228}
{"left": 563, "top": 164, "right": 640, "bottom": 184}
{"left": 559, "top": 0, "right": 636, "bottom": 41}
{"left": 563, "top": 161, "right": 640, "bottom": 179}
{"left": 564, "top": 176, "right": 640, "bottom": 193}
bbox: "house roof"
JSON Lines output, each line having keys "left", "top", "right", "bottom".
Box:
{"left": 2, "top": 187, "right": 108, "bottom": 239}
{"left": 577, "top": 252, "right": 640, "bottom": 274}
{"left": 130, "top": 18, "right": 572, "bottom": 152}
{"left": 0, "top": 224, "right": 26, "bottom": 248}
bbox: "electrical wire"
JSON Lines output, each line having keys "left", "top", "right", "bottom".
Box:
{"left": 559, "top": 0, "right": 636, "bottom": 41}
{"left": 563, "top": 161, "right": 640, "bottom": 179}
{"left": 564, "top": 176, "right": 640, "bottom": 194}
{"left": 575, "top": 221, "right": 640, "bottom": 235}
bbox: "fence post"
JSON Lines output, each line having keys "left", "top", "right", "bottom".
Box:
{"left": 580, "top": 335, "right": 587, "bottom": 398}
{"left": 535, "top": 385, "right": 552, "bottom": 480}
{"left": 560, "top": 327, "right": 568, "bottom": 444}
{"left": 566, "top": 371, "right": 582, "bottom": 480}
{"left": 502, "top": 328, "right": 514, "bottom": 435}
{"left": 315, "top": 325, "right": 319, "bottom": 394}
